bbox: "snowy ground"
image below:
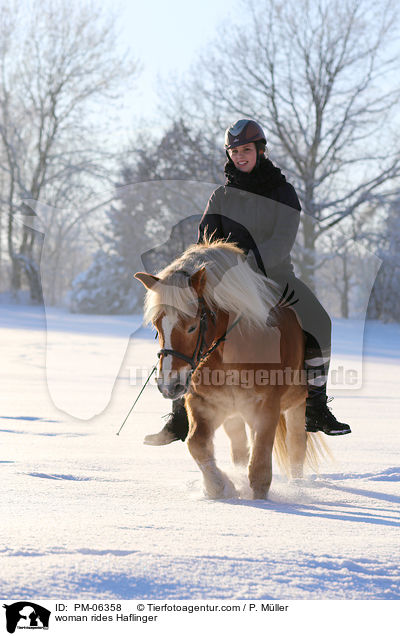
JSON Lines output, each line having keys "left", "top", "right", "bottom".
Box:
{"left": 0, "top": 299, "right": 399, "bottom": 601}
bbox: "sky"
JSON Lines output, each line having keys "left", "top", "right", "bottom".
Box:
{"left": 113, "top": 0, "right": 235, "bottom": 128}
{"left": 97, "top": 0, "right": 400, "bottom": 145}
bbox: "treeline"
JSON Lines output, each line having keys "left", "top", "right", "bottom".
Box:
{"left": 0, "top": 0, "right": 399, "bottom": 321}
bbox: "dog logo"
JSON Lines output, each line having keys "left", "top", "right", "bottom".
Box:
{"left": 3, "top": 602, "right": 51, "bottom": 633}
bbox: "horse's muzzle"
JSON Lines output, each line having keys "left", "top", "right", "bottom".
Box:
{"left": 156, "top": 373, "right": 191, "bottom": 400}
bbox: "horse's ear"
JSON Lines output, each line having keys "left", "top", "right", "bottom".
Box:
{"left": 190, "top": 267, "right": 207, "bottom": 295}
{"left": 134, "top": 272, "right": 160, "bottom": 289}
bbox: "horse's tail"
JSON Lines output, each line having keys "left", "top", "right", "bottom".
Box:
{"left": 273, "top": 413, "right": 331, "bottom": 477}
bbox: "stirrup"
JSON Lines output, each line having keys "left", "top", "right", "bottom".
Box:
{"left": 305, "top": 422, "right": 351, "bottom": 436}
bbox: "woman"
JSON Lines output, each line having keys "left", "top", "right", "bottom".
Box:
{"left": 145, "top": 119, "right": 351, "bottom": 445}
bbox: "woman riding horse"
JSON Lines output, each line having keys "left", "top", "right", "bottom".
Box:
{"left": 144, "top": 119, "right": 351, "bottom": 445}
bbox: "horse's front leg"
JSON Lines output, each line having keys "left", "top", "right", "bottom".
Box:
{"left": 186, "top": 397, "right": 236, "bottom": 499}
{"left": 248, "top": 401, "right": 280, "bottom": 500}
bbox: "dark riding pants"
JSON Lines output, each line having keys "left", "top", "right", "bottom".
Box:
{"left": 271, "top": 272, "right": 331, "bottom": 396}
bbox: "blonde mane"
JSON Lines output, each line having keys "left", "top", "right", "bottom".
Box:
{"left": 143, "top": 238, "right": 280, "bottom": 330}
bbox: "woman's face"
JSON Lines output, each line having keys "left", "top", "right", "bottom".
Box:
{"left": 228, "top": 142, "right": 258, "bottom": 172}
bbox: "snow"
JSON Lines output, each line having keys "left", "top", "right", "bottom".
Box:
{"left": 0, "top": 300, "right": 399, "bottom": 602}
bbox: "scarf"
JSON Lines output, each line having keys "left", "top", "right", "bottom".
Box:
{"left": 224, "top": 155, "right": 286, "bottom": 197}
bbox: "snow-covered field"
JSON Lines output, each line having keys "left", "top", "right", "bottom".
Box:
{"left": 0, "top": 300, "right": 399, "bottom": 602}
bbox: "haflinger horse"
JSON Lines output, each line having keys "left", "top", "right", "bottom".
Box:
{"left": 135, "top": 238, "right": 326, "bottom": 500}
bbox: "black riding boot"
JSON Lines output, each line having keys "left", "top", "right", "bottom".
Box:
{"left": 144, "top": 397, "right": 189, "bottom": 446}
{"left": 305, "top": 389, "right": 351, "bottom": 436}
{"left": 304, "top": 337, "right": 351, "bottom": 436}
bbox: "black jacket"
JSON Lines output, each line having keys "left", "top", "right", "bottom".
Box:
{"left": 197, "top": 180, "right": 301, "bottom": 278}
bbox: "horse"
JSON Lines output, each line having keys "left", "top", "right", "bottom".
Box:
{"left": 135, "top": 238, "right": 326, "bottom": 500}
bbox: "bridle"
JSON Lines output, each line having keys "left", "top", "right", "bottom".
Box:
{"left": 156, "top": 272, "right": 241, "bottom": 375}
{"left": 157, "top": 296, "right": 216, "bottom": 371}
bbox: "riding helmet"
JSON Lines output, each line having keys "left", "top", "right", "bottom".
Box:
{"left": 224, "top": 119, "right": 267, "bottom": 150}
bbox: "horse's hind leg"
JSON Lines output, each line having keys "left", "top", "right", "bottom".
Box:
{"left": 223, "top": 415, "right": 249, "bottom": 466}
{"left": 248, "top": 401, "right": 280, "bottom": 499}
{"left": 186, "top": 398, "right": 237, "bottom": 499}
{"left": 285, "top": 401, "right": 307, "bottom": 479}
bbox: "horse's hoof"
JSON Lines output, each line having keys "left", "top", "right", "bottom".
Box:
{"left": 252, "top": 489, "right": 268, "bottom": 500}
{"left": 205, "top": 478, "right": 237, "bottom": 500}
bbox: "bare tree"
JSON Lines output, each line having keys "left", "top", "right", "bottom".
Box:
{"left": 167, "top": 0, "right": 400, "bottom": 288}
{"left": 314, "top": 227, "right": 359, "bottom": 317}
{"left": 0, "top": 0, "right": 139, "bottom": 302}
{"left": 366, "top": 196, "right": 400, "bottom": 321}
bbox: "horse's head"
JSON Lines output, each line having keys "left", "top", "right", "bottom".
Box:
{"left": 135, "top": 267, "right": 213, "bottom": 400}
